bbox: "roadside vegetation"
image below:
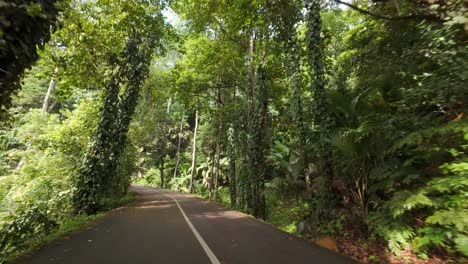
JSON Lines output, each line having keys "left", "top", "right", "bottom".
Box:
{"left": 1, "top": 0, "right": 467, "bottom": 263}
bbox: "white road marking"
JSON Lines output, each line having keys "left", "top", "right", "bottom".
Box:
{"left": 161, "top": 192, "right": 221, "bottom": 264}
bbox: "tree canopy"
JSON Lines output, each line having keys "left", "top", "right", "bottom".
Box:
{"left": 0, "top": 0, "right": 467, "bottom": 263}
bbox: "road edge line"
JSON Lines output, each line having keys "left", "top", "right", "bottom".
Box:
{"left": 162, "top": 192, "right": 221, "bottom": 264}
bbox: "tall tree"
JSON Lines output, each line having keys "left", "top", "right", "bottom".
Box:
{"left": 189, "top": 110, "right": 199, "bottom": 193}
{"left": 249, "top": 65, "right": 269, "bottom": 219}
{"left": 41, "top": 67, "right": 59, "bottom": 113}
{"left": 74, "top": 31, "right": 159, "bottom": 213}
{"left": 271, "top": 0, "right": 309, "bottom": 186}
{"left": 306, "top": 0, "right": 334, "bottom": 133}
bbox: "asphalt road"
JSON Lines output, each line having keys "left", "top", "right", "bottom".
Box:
{"left": 17, "top": 186, "right": 356, "bottom": 264}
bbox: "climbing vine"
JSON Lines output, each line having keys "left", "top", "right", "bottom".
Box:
{"left": 248, "top": 65, "right": 269, "bottom": 219}
{"left": 276, "top": 0, "right": 309, "bottom": 182}
{"left": 227, "top": 124, "right": 237, "bottom": 207}
{"left": 0, "top": 0, "right": 62, "bottom": 118}
{"left": 1, "top": 0, "right": 466, "bottom": 261}
{"left": 73, "top": 32, "right": 158, "bottom": 214}
{"left": 305, "top": 0, "right": 335, "bottom": 133}
{"left": 305, "top": 0, "right": 338, "bottom": 216}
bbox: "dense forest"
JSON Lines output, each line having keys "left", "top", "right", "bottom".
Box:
{"left": 0, "top": 0, "right": 467, "bottom": 263}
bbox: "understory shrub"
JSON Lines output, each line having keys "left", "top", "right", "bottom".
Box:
{"left": 0, "top": 100, "right": 101, "bottom": 261}
{"left": 367, "top": 121, "right": 468, "bottom": 257}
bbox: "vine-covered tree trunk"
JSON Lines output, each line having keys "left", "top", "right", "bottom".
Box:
{"left": 245, "top": 31, "right": 256, "bottom": 213}
{"left": 227, "top": 124, "right": 237, "bottom": 207}
{"left": 306, "top": 0, "right": 334, "bottom": 132}
{"left": 173, "top": 117, "right": 184, "bottom": 179}
{"left": 209, "top": 146, "right": 216, "bottom": 201}
{"left": 189, "top": 110, "right": 199, "bottom": 193}
{"left": 214, "top": 140, "right": 221, "bottom": 201}
{"left": 305, "top": 0, "right": 336, "bottom": 212}
{"left": 279, "top": 3, "right": 308, "bottom": 186}
{"left": 73, "top": 69, "right": 121, "bottom": 213}
{"left": 160, "top": 157, "right": 165, "bottom": 189}
{"left": 74, "top": 33, "right": 156, "bottom": 214}
{"left": 250, "top": 65, "right": 268, "bottom": 220}
{"left": 110, "top": 37, "right": 154, "bottom": 192}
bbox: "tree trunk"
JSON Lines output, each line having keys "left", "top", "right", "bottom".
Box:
{"left": 160, "top": 157, "right": 165, "bottom": 189}
{"left": 306, "top": 0, "right": 336, "bottom": 210}
{"left": 74, "top": 34, "right": 155, "bottom": 214}
{"left": 173, "top": 117, "right": 184, "bottom": 179}
{"left": 248, "top": 31, "right": 255, "bottom": 109}
{"left": 246, "top": 30, "right": 256, "bottom": 212}
{"left": 209, "top": 148, "right": 215, "bottom": 201}
{"left": 250, "top": 65, "right": 268, "bottom": 220}
{"left": 42, "top": 67, "right": 58, "bottom": 113}
{"left": 48, "top": 101, "right": 57, "bottom": 112}
{"left": 228, "top": 124, "right": 237, "bottom": 207}
{"left": 306, "top": 0, "right": 334, "bottom": 133}
{"left": 166, "top": 97, "right": 172, "bottom": 114}
{"left": 188, "top": 110, "right": 199, "bottom": 193}
{"left": 214, "top": 141, "right": 221, "bottom": 201}
{"left": 281, "top": 7, "right": 309, "bottom": 190}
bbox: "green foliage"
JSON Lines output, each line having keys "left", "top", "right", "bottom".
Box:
{"left": 367, "top": 122, "right": 468, "bottom": 256}
{"left": 0, "top": 99, "right": 98, "bottom": 261}
{"left": 267, "top": 196, "right": 310, "bottom": 235}
{"left": 136, "top": 168, "right": 162, "bottom": 187}
{"left": 0, "top": 0, "right": 62, "bottom": 117}
{"left": 159, "top": 1, "right": 467, "bottom": 260}
{"left": 305, "top": 0, "right": 334, "bottom": 133}
{"left": 13, "top": 64, "right": 51, "bottom": 111}
{"left": 1, "top": 0, "right": 467, "bottom": 262}
{"left": 168, "top": 165, "right": 191, "bottom": 193}
{"left": 266, "top": 140, "right": 305, "bottom": 197}
{"left": 0, "top": 204, "right": 59, "bottom": 259}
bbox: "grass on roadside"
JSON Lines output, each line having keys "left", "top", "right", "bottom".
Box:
{"left": 5, "top": 191, "right": 136, "bottom": 264}
{"left": 4, "top": 214, "right": 100, "bottom": 263}
{"left": 266, "top": 198, "right": 309, "bottom": 236}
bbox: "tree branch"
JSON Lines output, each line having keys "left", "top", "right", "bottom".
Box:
{"left": 214, "top": 19, "right": 248, "bottom": 49}
{"left": 335, "top": 0, "right": 439, "bottom": 21}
